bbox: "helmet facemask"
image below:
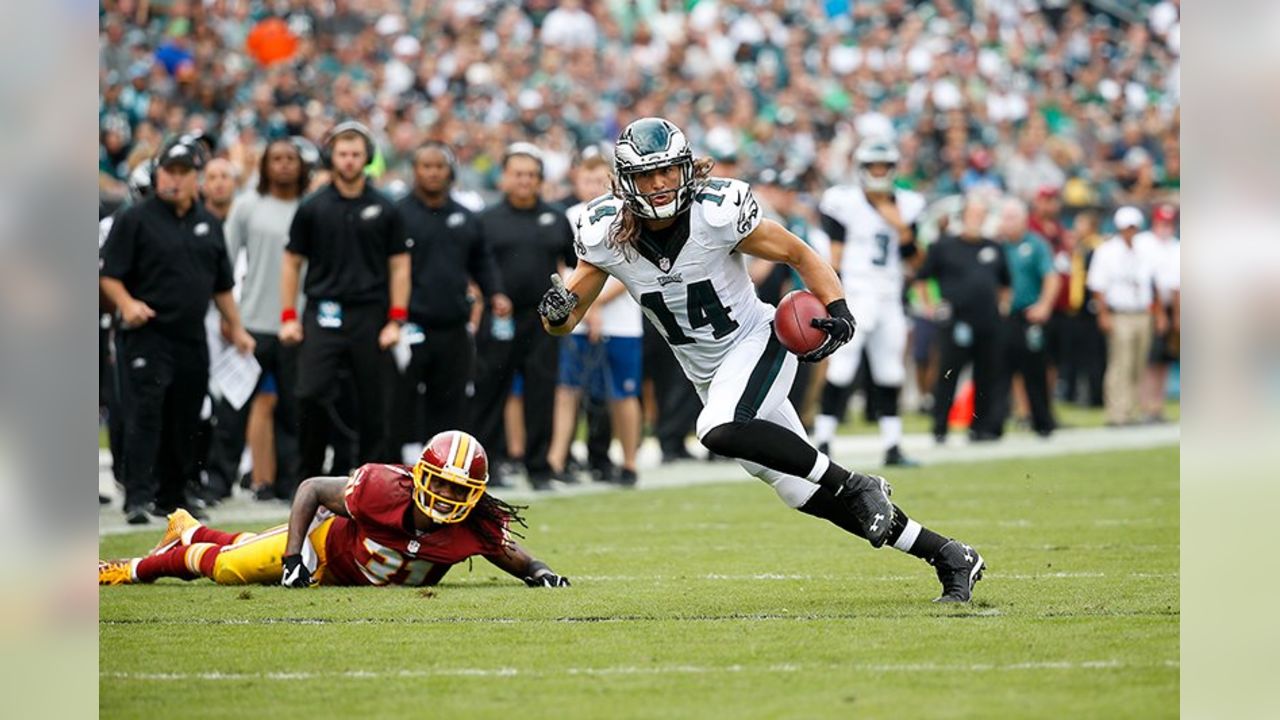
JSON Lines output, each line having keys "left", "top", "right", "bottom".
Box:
{"left": 859, "top": 161, "right": 897, "bottom": 194}
{"left": 411, "top": 458, "right": 487, "bottom": 524}
{"left": 855, "top": 137, "right": 901, "bottom": 194}
{"left": 618, "top": 157, "right": 696, "bottom": 220}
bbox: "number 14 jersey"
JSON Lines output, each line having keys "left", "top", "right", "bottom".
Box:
{"left": 575, "top": 177, "right": 771, "bottom": 386}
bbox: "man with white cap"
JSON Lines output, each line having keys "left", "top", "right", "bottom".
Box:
{"left": 1086, "top": 206, "right": 1167, "bottom": 425}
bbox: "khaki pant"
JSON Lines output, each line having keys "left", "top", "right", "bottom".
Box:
{"left": 1104, "top": 312, "right": 1153, "bottom": 424}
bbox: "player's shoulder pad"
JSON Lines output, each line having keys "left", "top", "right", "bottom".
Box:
{"left": 575, "top": 193, "right": 623, "bottom": 247}
{"left": 895, "top": 188, "right": 927, "bottom": 224}
{"left": 819, "top": 184, "right": 861, "bottom": 217}
{"left": 697, "top": 177, "right": 754, "bottom": 228}
{"left": 573, "top": 194, "right": 624, "bottom": 266}
{"left": 344, "top": 463, "right": 411, "bottom": 514}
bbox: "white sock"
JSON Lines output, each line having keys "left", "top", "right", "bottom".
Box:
{"left": 180, "top": 524, "right": 201, "bottom": 546}
{"left": 879, "top": 415, "right": 903, "bottom": 451}
{"left": 806, "top": 452, "right": 830, "bottom": 483}
{"left": 813, "top": 414, "right": 839, "bottom": 446}
{"left": 892, "top": 519, "right": 922, "bottom": 553}
{"left": 129, "top": 558, "right": 141, "bottom": 582}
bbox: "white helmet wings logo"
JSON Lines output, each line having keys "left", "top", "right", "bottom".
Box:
{"left": 614, "top": 117, "right": 696, "bottom": 220}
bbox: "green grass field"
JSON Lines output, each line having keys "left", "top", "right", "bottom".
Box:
{"left": 100, "top": 446, "right": 1178, "bottom": 719}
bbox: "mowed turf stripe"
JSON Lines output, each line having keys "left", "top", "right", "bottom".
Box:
{"left": 102, "top": 659, "right": 1179, "bottom": 681}
{"left": 99, "top": 605, "right": 1179, "bottom": 626}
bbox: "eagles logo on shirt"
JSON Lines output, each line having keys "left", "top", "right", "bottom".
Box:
{"left": 736, "top": 191, "right": 759, "bottom": 236}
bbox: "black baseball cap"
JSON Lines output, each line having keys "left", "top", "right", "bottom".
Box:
{"left": 156, "top": 136, "right": 207, "bottom": 170}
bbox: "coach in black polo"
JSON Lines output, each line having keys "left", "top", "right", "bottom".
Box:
{"left": 470, "top": 143, "right": 575, "bottom": 489}
{"left": 99, "top": 135, "right": 256, "bottom": 524}
{"left": 391, "top": 142, "right": 511, "bottom": 454}
{"left": 279, "top": 121, "right": 410, "bottom": 478}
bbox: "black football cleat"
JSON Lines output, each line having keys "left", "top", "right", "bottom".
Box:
{"left": 931, "top": 540, "right": 985, "bottom": 603}
{"left": 884, "top": 445, "right": 921, "bottom": 467}
{"left": 832, "top": 472, "right": 895, "bottom": 548}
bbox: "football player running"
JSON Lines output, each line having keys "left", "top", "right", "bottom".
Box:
{"left": 812, "top": 137, "right": 924, "bottom": 468}
{"left": 538, "top": 118, "right": 983, "bottom": 602}
{"left": 99, "top": 431, "right": 570, "bottom": 589}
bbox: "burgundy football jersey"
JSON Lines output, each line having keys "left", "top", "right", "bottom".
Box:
{"left": 321, "top": 463, "right": 507, "bottom": 586}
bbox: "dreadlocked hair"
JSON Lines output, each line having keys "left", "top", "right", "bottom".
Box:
{"left": 465, "top": 492, "right": 528, "bottom": 551}
{"left": 607, "top": 156, "right": 716, "bottom": 260}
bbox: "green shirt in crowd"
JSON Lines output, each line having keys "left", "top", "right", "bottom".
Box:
{"left": 1003, "top": 232, "right": 1053, "bottom": 313}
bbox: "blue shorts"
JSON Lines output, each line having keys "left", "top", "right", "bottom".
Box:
{"left": 258, "top": 371, "right": 278, "bottom": 395}
{"left": 558, "top": 335, "right": 642, "bottom": 400}
{"left": 510, "top": 372, "right": 523, "bottom": 398}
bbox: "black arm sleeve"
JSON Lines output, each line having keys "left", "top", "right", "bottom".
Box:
{"left": 212, "top": 225, "right": 235, "bottom": 293}
{"left": 468, "top": 219, "right": 505, "bottom": 298}
{"left": 820, "top": 213, "right": 846, "bottom": 244}
{"left": 285, "top": 201, "right": 310, "bottom": 257}
{"left": 386, "top": 204, "right": 410, "bottom": 256}
{"left": 99, "top": 208, "right": 138, "bottom": 280}
{"left": 916, "top": 242, "right": 940, "bottom": 280}
{"left": 559, "top": 216, "right": 577, "bottom": 268}
{"left": 899, "top": 223, "right": 920, "bottom": 259}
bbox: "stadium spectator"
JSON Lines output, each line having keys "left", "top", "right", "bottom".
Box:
{"left": 470, "top": 144, "right": 575, "bottom": 490}
{"left": 200, "top": 158, "right": 238, "bottom": 221}
{"left": 549, "top": 152, "right": 643, "bottom": 486}
{"left": 392, "top": 142, "right": 510, "bottom": 459}
{"left": 281, "top": 122, "right": 410, "bottom": 479}
{"left": 995, "top": 198, "right": 1060, "bottom": 437}
{"left": 1142, "top": 203, "right": 1181, "bottom": 422}
{"left": 1087, "top": 206, "right": 1167, "bottom": 426}
{"left": 99, "top": 136, "right": 255, "bottom": 524}
{"left": 199, "top": 155, "right": 246, "bottom": 502}
{"left": 915, "top": 194, "right": 1011, "bottom": 444}
{"left": 218, "top": 138, "right": 312, "bottom": 501}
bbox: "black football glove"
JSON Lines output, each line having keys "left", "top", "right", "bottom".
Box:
{"left": 281, "top": 554, "right": 313, "bottom": 588}
{"left": 523, "top": 570, "right": 571, "bottom": 588}
{"left": 800, "top": 299, "right": 857, "bottom": 363}
{"left": 537, "top": 274, "right": 579, "bottom": 327}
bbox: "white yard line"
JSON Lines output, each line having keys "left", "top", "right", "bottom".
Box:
{"left": 99, "top": 424, "right": 1178, "bottom": 537}
{"left": 102, "top": 658, "right": 1178, "bottom": 682}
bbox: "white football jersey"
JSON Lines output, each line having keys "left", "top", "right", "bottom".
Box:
{"left": 574, "top": 177, "right": 769, "bottom": 385}
{"left": 819, "top": 185, "right": 925, "bottom": 296}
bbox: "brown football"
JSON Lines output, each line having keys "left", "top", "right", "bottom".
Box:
{"left": 774, "top": 290, "right": 828, "bottom": 355}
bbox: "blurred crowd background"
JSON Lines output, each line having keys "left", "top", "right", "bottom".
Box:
{"left": 99, "top": 0, "right": 1179, "bottom": 209}
{"left": 97, "top": 0, "right": 1180, "bottom": 509}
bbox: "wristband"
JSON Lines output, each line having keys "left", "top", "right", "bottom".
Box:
{"left": 388, "top": 306, "right": 409, "bottom": 323}
{"left": 281, "top": 308, "right": 298, "bottom": 323}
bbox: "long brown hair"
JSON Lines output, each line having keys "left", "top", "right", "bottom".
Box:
{"left": 256, "top": 138, "right": 311, "bottom": 198}
{"left": 607, "top": 156, "right": 715, "bottom": 259}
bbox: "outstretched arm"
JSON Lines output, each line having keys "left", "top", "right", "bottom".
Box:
{"left": 539, "top": 260, "right": 609, "bottom": 336}
{"left": 283, "top": 477, "right": 351, "bottom": 557}
{"left": 739, "top": 219, "right": 855, "bottom": 362}
{"left": 484, "top": 542, "right": 571, "bottom": 587}
{"left": 738, "top": 218, "right": 844, "bottom": 305}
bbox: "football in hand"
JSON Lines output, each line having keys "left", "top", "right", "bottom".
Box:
{"left": 774, "top": 290, "right": 829, "bottom": 355}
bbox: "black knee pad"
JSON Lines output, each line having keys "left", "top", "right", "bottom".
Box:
{"left": 820, "top": 381, "right": 856, "bottom": 418}
{"left": 872, "top": 384, "right": 902, "bottom": 417}
{"left": 699, "top": 423, "right": 743, "bottom": 457}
